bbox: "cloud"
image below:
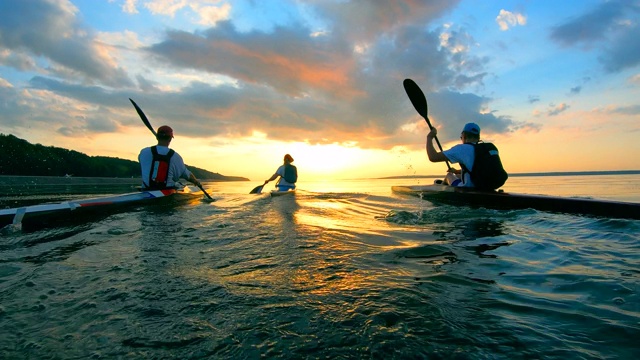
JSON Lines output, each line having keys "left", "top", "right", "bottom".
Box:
{"left": 569, "top": 86, "right": 581, "bottom": 95}
{"left": 0, "top": 77, "right": 12, "bottom": 88}
{"left": 196, "top": 3, "right": 232, "bottom": 26}
{"left": 311, "top": 0, "right": 457, "bottom": 43}
{"left": 147, "top": 22, "right": 358, "bottom": 98}
{"left": 528, "top": 95, "right": 540, "bottom": 104}
{"left": 599, "top": 23, "right": 640, "bottom": 72}
{"left": 0, "top": 0, "right": 133, "bottom": 87}
{"left": 0, "top": 49, "right": 38, "bottom": 71}
{"left": 122, "top": 0, "right": 138, "bottom": 14}
{"left": 144, "top": 0, "right": 189, "bottom": 17}
{"left": 426, "top": 90, "right": 523, "bottom": 139}
{"left": 0, "top": 0, "right": 528, "bottom": 153}
{"left": 607, "top": 104, "right": 640, "bottom": 115}
{"left": 550, "top": 0, "right": 629, "bottom": 45}
{"left": 140, "top": 0, "right": 231, "bottom": 26}
{"left": 496, "top": 10, "right": 527, "bottom": 31}
{"left": 547, "top": 103, "right": 569, "bottom": 116}
{"left": 550, "top": 0, "right": 640, "bottom": 72}
{"left": 136, "top": 14, "right": 498, "bottom": 149}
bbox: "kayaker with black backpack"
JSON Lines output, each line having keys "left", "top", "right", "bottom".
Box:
{"left": 426, "top": 122, "right": 508, "bottom": 190}
{"left": 263, "top": 154, "right": 298, "bottom": 192}
{"left": 138, "top": 125, "right": 203, "bottom": 190}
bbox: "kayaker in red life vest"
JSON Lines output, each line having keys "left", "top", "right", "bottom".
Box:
{"left": 426, "top": 122, "right": 480, "bottom": 187}
{"left": 263, "top": 154, "right": 298, "bottom": 191}
{"left": 138, "top": 125, "right": 202, "bottom": 190}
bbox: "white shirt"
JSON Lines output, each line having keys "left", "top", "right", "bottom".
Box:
{"left": 138, "top": 145, "right": 192, "bottom": 188}
{"left": 443, "top": 143, "right": 475, "bottom": 187}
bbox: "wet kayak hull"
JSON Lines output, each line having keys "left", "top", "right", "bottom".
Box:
{"left": 392, "top": 185, "right": 640, "bottom": 220}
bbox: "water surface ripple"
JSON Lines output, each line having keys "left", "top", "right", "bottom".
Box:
{"left": 1, "top": 178, "right": 639, "bottom": 359}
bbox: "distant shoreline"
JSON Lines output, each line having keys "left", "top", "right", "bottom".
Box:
{"left": 376, "top": 170, "right": 640, "bottom": 180}
{"left": 0, "top": 175, "right": 247, "bottom": 185}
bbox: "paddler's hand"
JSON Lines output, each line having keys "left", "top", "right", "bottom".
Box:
{"left": 193, "top": 180, "right": 202, "bottom": 188}
{"left": 427, "top": 127, "right": 438, "bottom": 139}
{"left": 447, "top": 168, "right": 461, "bottom": 175}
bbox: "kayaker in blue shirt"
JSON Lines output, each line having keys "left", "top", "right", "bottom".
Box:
{"left": 426, "top": 122, "right": 480, "bottom": 187}
{"left": 138, "top": 125, "right": 202, "bottom": 190}
{"left": 263, "top": 154, "right": 297, "bottom": 191}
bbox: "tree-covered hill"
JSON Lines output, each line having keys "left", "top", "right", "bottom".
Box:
{"left": 0, "top": 134, "right": 248, "bottom": 181}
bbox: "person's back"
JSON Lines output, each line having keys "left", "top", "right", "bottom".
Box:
{"left": 263, "top": 154, "right": 297, "bottom": 191}
{"left": 138, "top": 125, "right": 202, "bottom": 190}
{"left": 427, "top": 122, "right": 507, "bottom": 190}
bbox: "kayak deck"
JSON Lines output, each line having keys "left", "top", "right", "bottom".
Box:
{"left": 1, "top": 187, "right": 200, "bottom": 230}
{"left": 392, "top": 185, "right": 640, "bottom": 220}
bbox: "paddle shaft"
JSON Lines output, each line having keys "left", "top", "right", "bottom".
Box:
{"left": 402, "top": 79, "right": 451, "bottom": 170}
{"left": 129, "top": 98, "right": 213, "bottom": 199}
{"left": 423, "top": 116, "right": 451, "bottom": 170}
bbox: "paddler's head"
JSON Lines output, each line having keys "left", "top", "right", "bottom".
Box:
{"left": 284, "top": 154, "right": 294, "bottom": 164}
{"left": 156, "top": 125, "right": 174, "bottom": 145}
{"left": 460, "top": 122, "right": 480, "bottom": 143}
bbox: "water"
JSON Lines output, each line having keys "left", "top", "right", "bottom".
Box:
{"left": 1, "top": 175, "right": 639, "bottom": 359}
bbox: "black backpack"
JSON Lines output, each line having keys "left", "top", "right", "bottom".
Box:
{"left": 283, "top": 164, "right": 298, "bottom": 183}
{"left": 462, "top": 142, "right": 508, "bottom": 190}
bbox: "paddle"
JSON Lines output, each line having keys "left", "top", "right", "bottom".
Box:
{"left": 402, "top": 79, "right": 451, "bottom": 170}
{"left": 129, "top": 98, "right": 214, "bottom": 200}
{"left": 249, "top": 179, "right": 269, "bottom": 194}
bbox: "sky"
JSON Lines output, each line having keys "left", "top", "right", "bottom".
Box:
{"left": 1, "top": 0, "right": 639, "bottom": 181}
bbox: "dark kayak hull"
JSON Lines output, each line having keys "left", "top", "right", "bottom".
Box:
{"left": 392, "top": 185, "right": 640, "bottom": 220}
{"left": 0, "top": 187, "right": 200, "bottom": 230}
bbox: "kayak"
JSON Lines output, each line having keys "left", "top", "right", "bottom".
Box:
{"left": 392, "top": 184, "right": 640, "bottom": 220}
{"left": 0, "top": 187, "right": 200, "bottom": 230}
{"left": 270, "top": 189, "right": 295, "bottom": 197}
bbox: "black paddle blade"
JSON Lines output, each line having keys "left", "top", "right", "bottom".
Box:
{"left": 129, "top": 98, "right": 157, "bottom": 136}
{"left": 249, "top": 185, "right": 263, "bottom": 194}
{"left": 403, "top": 79, "right": 430, "bottom": 126}
{"left": 403, "top": 78, "right": 450, "bottom": 169}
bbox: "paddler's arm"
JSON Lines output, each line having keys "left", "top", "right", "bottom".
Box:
{"left": 426, "top": 128, "right": 449, "bottom": 163}
{"left": 264, "top": 172, "right": 279, "bottom": 185}
{"left": 187, "top": 172, "right": 202, "bottom": 188}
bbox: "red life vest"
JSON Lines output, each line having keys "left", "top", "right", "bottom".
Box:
{"left": 147, "top": 146, "right": 175, "bottom": 189}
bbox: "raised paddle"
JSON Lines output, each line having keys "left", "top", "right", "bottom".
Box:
{"left": 402, "top": 79, "right": 451, "bottom": 170}
{"left": 129, "top": 98, "right": 214, "bottom": 200}
{"left": 130, "top": 98, "right": 157, "bottom": 136}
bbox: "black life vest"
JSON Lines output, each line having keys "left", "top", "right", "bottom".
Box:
{"left": 460, "top": 142, "right": 508, "bottom": 190}
{"left": 147, "top": 146, "right": 175, "bottom": 189}
{"left": 283, "top": 164, "right": 298, "bottom": 183}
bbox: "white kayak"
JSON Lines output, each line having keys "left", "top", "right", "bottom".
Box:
{"left": 0, "top": 186, "right": 200, "bottom": 229}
